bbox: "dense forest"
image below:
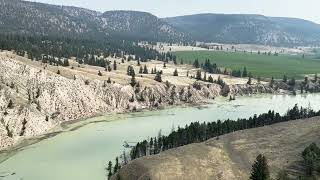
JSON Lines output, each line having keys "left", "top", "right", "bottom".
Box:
{"left": 107, "top": 104, "right": 320, "bottom": 179}
{"left": 0, "top": 33, "right": 164, "bottom": 61}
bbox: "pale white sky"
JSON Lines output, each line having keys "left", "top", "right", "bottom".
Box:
{"left": 29, "top": 0, "right": 320, "bottom": 24}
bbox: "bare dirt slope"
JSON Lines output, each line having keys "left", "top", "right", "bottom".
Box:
{"left": 0, "top": 51, "right": 274, "bottom": 150}
{"left": 115, "top": 117, "right": 320, "bottom": 180}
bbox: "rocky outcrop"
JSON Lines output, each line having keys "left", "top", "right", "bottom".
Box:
{"left": 0, "top": 57, "right": 222, "bottom": 150}
{"left": 221, "top": 83, "right": 276, "bottom": 96}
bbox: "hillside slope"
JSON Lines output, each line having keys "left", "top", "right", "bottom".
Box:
{"left": 0, "top": 0, "right": 186, "bottom": 41}
{"left": 115, "top": 117, "right": 320, "bottom": 180}
{"left": 164, "top": 14, "right": 320, "bottom": 46}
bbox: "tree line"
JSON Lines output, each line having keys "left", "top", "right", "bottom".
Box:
{"left": 0, "top": 33, "right": 166, "bottom": 66}
{"left": 106, "top": 104, "right": 320, "bottom": 179}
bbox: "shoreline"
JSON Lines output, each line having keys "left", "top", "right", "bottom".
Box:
{"left": 0, "top": 96, "right": 219, "bottom": 163}
{"left": 0, "top": 90, "right": 298, "bottom": 164}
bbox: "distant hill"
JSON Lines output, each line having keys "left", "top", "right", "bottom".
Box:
{"left": 1, "top": 0, "right": 320, "bottom": 46}
{"left": 100, "top": 11, "right": 186, "bottom": 41}
{"left": 0, "top": 0, "right": 186, "bottom": 42}
{"left": 164, "top": 14, "right": 320, "bottom": 46}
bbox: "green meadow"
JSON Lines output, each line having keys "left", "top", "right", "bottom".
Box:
{"left": 174, "top": 51, "right": 320, "bottom": 79}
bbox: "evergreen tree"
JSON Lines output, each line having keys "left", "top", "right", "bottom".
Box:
{"left": 270, "top": 77, "right": 275, "bottom": 87}
{"left": 114, "top": 157, "right": 119, "bottom": 174}
{"left": 203, "top": 72, "right": 207, "bottom": 82}
{"left": 250, "top": 154, "right": 270, "bottom": 180}
{"left": 107, "top": 77, "right": 112, "bottom": 84}
{"left": 106, "top": 161, "right": 113, "bottom": 180}
{"left": 154, "top": 72, "right": 162, "bottom": 82}
{"left": 57, "top": 70, "right": 61, "bottom": 75}
{"left": 288, "top": 77, "right": 296, "bottom": 86}
{"left": 173, "top": 69, "right": 178, "bottom": 76}
{"left": 130, "top": 73, "right": 137, "bottom": 87}
{"left": 247, "top": 73, "right": 252, "bottom": 85}
{"left": 208, "top": 75, "right": 214, "bottom": 83}
{"left": 7, "top": 99, "right": 14, "bottom": 109}
{"left": 107, "top": 65, "right": 112, "bottom": 72}
{"left": 139, "top": 66, "right": 143, "bottom": 74}
{"left": 113, "top": 60, "right": 117, "bottom": 71}
{"left": 196, "top": 70, "right": 202, "bottom": 80}
{"left": 98, "top": 71, "right": 102, "bottom": 76}
{"left": 302, "top": 143, "right": 320, "bottom": 176}
{"left": 242, "top": 67, "right": 248, "bottom": 77}
{"left": 283, "top": 75, "right": 287, "bottom": 83}
{"left": 63, "top": 59, "right": 69, "bottom": 67}
{"left": 143, "top": 65, "right": 148, "bottom": 74}
{"left": 127, "top": 66, "right": 135, "bottom": 76}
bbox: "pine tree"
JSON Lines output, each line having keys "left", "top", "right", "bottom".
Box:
{"left": 113, "top": 60, "right": 117, "bottom": 71}
{"left": 114, "top": 157, "right": 119, "bottom": 174}
{"left": 57, "top": 70, "right": 61, "bottom": 75}
{"left": 130, "top": 73, "right": 137, "bottom": 87}
{"left": 270, "top": 77, "right": 275, "bottom": 87}
{"left": 283, "top": 75, "right": 287, "bottom": 83}
{"left": 106, "top": 161, "right": 113, "bottom": 180}
{"left": 173, "top": 69, "right": 178, "bottom": 76}
{"left": 98, "top": 71, "right": 102, "bottom": 76}
{"left": 288, "top": 77, "right": 295, "bottom": 86}
{"left": 7, "top": 99, "right": 14, "bottom": 109}
{"left": 247, "top": 73, "right": 252, "bottom": 85}
{"left": 250, "top": 154, "right": 270, "bottom": 180}
{"left": 203, "top": 72, "right": 207, "bottom": 82}
{"left": 63, "top": 59, "right": 69, "bottom": 67}
{"left": 143, "top": 65, "right": 148, "bottom": 74}
{"left": 107, "top": 77, "right": 112, "bottom": 84}
{"left": 154, "top": 72, "right": 162, "bottom": 82}
{"left": 208, "top": 75, "right": 214, "bottom": 83}
{"left": 193, "top": 59, "right": 200, "bottom": 68}
{"left": 196, "top": 70, "right": 202, "bottom": 80}
{"left": 180, "top": 59, "right": 184, "bottom": 65}
{"left": 139, "top": 66, "right": 143, "bottom": 74}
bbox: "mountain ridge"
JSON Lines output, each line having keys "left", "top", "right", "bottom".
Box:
{"left": 2, "top": 0, "right": 320, "bottom": 46}
{"left": 164, "top": 13, "right": 320, "bottom": 46}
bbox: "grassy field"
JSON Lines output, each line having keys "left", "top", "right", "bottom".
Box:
{"left": 174, "top": 51, "right": 320, "bottom": 79}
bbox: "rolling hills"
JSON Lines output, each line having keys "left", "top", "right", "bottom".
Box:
{"left": 1, "top": 1, "right": 320, "bottom": 46}
{"left": 164, "top": 14, "right": 320, "bottom": 46}
{"left": 0, "top": 0, "right": 186, "bottom": 42}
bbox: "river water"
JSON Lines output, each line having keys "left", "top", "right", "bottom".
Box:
{"left": 1, "top": 94, "right": 320, "bottom": 180}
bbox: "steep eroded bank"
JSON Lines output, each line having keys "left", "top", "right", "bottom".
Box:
{"left": 0, "top": 55, "right": 275, "bottom": 150}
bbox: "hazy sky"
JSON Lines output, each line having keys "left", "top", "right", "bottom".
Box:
{"left": 29, "top": 0, "right": 320, "bottom": 24}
